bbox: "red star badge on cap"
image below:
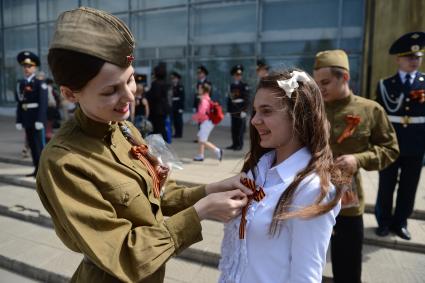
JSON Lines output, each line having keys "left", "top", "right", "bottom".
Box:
{"left": 126, "top": 55, "right": 134, "bottom": 64}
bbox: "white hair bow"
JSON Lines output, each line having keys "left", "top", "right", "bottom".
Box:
{"left": 277, "top": 71, "right": 311, "bottom": 98}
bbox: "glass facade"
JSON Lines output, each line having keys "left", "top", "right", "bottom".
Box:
{"left": 0, "top": 0, "right": 365, "bottom": 109}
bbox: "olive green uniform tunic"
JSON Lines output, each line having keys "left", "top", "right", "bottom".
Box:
{"left": 325, "top": 93, "right": 399, "bottom": 216}
{"left": 36, "top": 107, "right": 206, "bottom": 283}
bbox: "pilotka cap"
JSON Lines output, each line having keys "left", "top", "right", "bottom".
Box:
{"left": 314, "top": 49, "right": 350, "bottom": 71}
{"left": 49, "top": 7, "right": 135, "bottom": 67}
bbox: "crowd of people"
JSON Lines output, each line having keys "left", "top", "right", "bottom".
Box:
{"left": 12, "top": 6, "right": 425, "bottom": 283}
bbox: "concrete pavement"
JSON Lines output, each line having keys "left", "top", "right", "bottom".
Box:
{"left": 0, "top": 113, "right": 425, "bottom": 282}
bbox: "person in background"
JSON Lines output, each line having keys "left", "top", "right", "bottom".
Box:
{"left": 219, "top": 69, "right": 342, "bottom": 283}
{"left": 226, "top": 64, "right": 250, "bottom": 151}
{"left": 192, "top": 83, "right": 223, "bottom": 162}
{"left": 131, "top": 74, "right": 151, "bottom": 137}
{"left": 45, "top": 78, "right": 61, "bottom": 141}
{"left": 147, "top": 62, "right": 170, "bottom": 141}
{"left": 170, "top": 71, "right": 184, "bottom": 138}
{"left": 375, "top": 31, "right": 425, "bottom": 240}
{"left": 313, "top": 49, "right": 399, "bottom": 283}
{"left": 15, "top": 51, "right": 48, "bottom": 177}
{"left": 256, "top": 59, "right": 269, "bottom": 79}
{"left": 36, "top": 7, "right": 250, "bottom": 283}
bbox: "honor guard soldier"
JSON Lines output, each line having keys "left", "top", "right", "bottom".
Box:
{"left": 170, "top": 71, "right": 185, "bottom": 138}
{"left": 375, "top": 32, "right": 425, "bottom": 241}
{"left": 15, "top": 51, "right": 48, "bottom": 177}
{"left": 226, "top": 64, "right": 250, "bottom": 150}
{"left": 313, "top": 50, "right": 399, "bottom": 283}
{"left": 256, "top": 59, "right": 269, "bottom": 79}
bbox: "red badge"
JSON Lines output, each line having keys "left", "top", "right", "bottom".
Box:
{"left": 410, "top": 89, "right": 425, "bottom": 103}
{"left": 126, "top": 55, "right": 135, "bottom": 64}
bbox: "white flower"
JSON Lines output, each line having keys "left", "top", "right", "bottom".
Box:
{"left": 277, "top": 71, "right": 311, "bottom": 98}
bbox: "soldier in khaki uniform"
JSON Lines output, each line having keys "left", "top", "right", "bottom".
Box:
{"left": 36, "top": 7, "right": 249, "bottom": 283}
{"left": 313, "top": 50, "right": 399, "bottom": 283}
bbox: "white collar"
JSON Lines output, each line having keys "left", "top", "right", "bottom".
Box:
{"left": 256, "top": 147, "right": 311, "bottom": 185}
{"left": 25, "top": 74, "right": 35, "bottom": 82}
{"left": 398, "top": 70, "right": 417, "bottom": 81}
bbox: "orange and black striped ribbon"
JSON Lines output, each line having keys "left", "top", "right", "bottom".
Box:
{"left": 336, "top": 114, "right": 361, "bottom": 144}
{"left": 410, "top": 89, "right": 425, "bottom": 103}
{"left": 130, "top": 145, "right": 161, "bottom": 198}
{"left": 239, "top": 177, "right": 265, "bottom": 239}
{"left": 119, "top": 122, "right": 161, "bottom": 198}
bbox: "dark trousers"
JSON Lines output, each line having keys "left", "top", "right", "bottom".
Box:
{"left": 375, "top": 155, "right": 423, "bottom": 228}
{"left": 150, "top": 115, "right": 167, "bottom": 141}
{"left": 25, "top": 127, "right": 44, "bottom": 174}
{"left": 331, "top": 214, "right": 363, "bottom": 283}
{"left": 172, "top": 109, "right": 183, "bottom": 137}
{"left": 230, "top": 116, "right": 246, "bottom": 149}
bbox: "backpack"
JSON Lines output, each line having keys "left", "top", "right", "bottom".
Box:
{"left": 208, "top": 100, "right": 224, "bottom": 125}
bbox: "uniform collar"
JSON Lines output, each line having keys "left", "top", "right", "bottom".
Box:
{"left": 256, "top": 147, "right": 311, "bottom": 184}
{"left": 25, "top": 74, "right": 35, "bottom": 83}
{"left": 398, "top": 70, "right": 417, "bottom": 82}
{"left": 325, "top": 91, "right": 353, "bottom": 109}
{"left": 74, "top": 106, "right": 118, "bottom": 139}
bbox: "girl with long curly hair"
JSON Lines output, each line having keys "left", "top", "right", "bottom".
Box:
{"left": 219, "top": 69, "right": 344, "bottom": 283}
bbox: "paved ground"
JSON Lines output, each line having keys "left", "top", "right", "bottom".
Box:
{"left": 0, "top": 113, "right": 425, "bottom": 282}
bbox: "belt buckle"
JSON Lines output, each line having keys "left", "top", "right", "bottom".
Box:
{"left": 22, "top": 104, "right": 27, "bottom": 111}
{"left": 402, "top": 115, "right": 410, "bottom": 127}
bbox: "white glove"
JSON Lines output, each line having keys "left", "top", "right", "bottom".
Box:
{"left": 178, "top": 109, "right": 184, "bottom": 114}
{"left": 240, "top": 111, "right": 247, "bottom": 118}
{"left": 35, "top": 122, "right": 44, "bottom": 130}
{"left": 15, "top": 123, "right": 23, "bottom": 131}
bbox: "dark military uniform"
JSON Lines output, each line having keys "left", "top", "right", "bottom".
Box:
{"left": 15, "top": 51, "right": 48, "bottom": 176}
{"left": 170, "top": 72, "right": 185, "bottom": 138}
{"left": 193, "top": 66, "right": 211, "bottom": 111}
{"left": 375, "top": 32, "right": 425, "bottom": 237}
{"left": 227, "top": 65, "right": 250, "bottom": 150}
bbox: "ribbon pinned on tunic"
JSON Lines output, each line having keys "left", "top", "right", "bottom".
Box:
{"left": 239, "top": 177, "right": 265, "bottom": 239}
{"left": 410, "top": 89, "right": 425, "bottom": 103}
{"left": 336, "top": 114, "right": 361, "bottom": 144}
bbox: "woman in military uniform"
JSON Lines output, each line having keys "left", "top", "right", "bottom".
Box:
{"left": 36, "top": 7, "right": 249, "bottom": 283}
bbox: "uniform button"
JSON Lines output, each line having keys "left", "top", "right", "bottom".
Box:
{"left": 391, "top": 95, "right": 395, "bottom": 98}
{"left": 123, "top": 192, "right": 130, "bottom": 203}
{"left": 406, "top": 98, "right": 410, "bottom": 102}
{"left": 405, "top": 106, "right": 410, "bottom": 111}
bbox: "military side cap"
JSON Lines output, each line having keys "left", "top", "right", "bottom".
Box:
{"left": 170, "top": 71, "right": 181, "bottom": 79}
{"left": 134, "top": 73, "right": 147, "bottom": 85}
{"left": 256, "top": 59, "right": 269, "bottom": 70}
{"left": 49, "top": 7, "right": 135, "bottom": 68}
{"left": 389, "top": 32, "right": 425, "bottom": 57}
{"left": 17, "top": 51, "right": 40, "bottom": 67}
{"left": 314, "top": 49, "right": 349, "bottom": 71}
{"left": 197, "top": 65, "right": 208, "bottom": 75}
{"left": 231, "top": 64, "right": 244, "bottom": 75}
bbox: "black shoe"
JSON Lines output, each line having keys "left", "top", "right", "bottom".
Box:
{"left": 234, "top": 146, "right": 243, "bottom": 151}
{"left": 391, "top": 226, "right": 411, "bottom": 240}
{"left": 25, "top": 172, "right": 36, "bottom": 178}
{"left": 217, "top": 148, "right": 223, "bottom": 162}
{"left": 173, "top": 135, "right": 182, "bottom": 138}
{"left": 226, "top": 145, "right": 235, "bottom": 150}
{"left": 193, "top": 139, "right": 199, "bottom": 143}
{"left": 375, "top": 226, "right": 390, "bottom": 237}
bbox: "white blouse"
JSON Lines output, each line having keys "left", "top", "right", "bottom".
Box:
{"left": 219, "top": 147, "right": 341, "bottom": 283}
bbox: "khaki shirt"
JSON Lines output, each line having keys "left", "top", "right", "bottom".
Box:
{"left": 325, "top": 93, "right": 399, "bottom": 216}
{"left": 36, "top": 107, "right": 206, "bottom": 283}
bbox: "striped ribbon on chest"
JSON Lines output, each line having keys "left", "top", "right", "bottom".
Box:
{"left": 239, "top": 177, "right": 265, "bottom": 239}
{"left": 118, "top": 122, "right": 163, "bottom": 198}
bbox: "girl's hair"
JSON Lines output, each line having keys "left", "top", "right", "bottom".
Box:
{"left": 48, "top": 48, "right": 105, "bottom": 91}
{"left": 200, "top": 82, "right": 212, "bottom": 94}
{"left": 242, "top": 68, "right": 344, "bottom": 236}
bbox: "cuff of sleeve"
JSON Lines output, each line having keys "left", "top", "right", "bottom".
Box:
{"left": 165, "top": 206, "right": 203, "bottom": 255}
{"left": 352, "top": 153, "right": 365, "bottom": 169}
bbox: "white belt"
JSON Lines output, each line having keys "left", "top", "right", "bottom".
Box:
{"left": 172, "top": 97, "right": 180, "bottom": 101}
{"left": 388, "top": 115, "right": 425, "bottom": 124}
{"left": 232, "top": 98, "right": 244, "bottom": 103}
{"left": 22, "top": 103, "right": 39, "bottom": 110}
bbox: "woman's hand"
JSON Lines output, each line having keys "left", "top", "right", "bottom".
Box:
{"left": 194, "top": 189, "right": 248, "bottom": 222}
{"left": 205, "top": 173, "right": 253, "bottom": 196}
